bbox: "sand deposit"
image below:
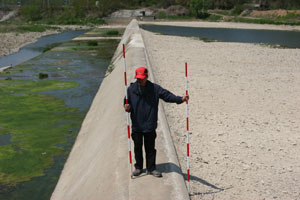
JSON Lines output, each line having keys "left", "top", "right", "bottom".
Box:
{"left": 0, "top": 25, "right": 94, "bottom": 59}
{"left": 142, "top": 24, "right": 300, "bottom": 200}
{"left": 0, "top": 30, "right": 59, "bottom": 58}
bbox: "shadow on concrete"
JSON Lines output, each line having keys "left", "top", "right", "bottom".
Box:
{"left": 156, "top": 162, "right": 232, "bottom": 196}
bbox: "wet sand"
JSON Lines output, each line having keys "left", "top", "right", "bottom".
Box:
{"left": 142, "top": 22, "right": 300, "bottom": 200}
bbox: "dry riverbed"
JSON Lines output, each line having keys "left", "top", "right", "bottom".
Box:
{"left": 142, "top": 22, "right": 300, "bottom": 200}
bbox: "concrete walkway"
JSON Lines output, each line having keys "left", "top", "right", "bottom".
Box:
{"left": 51, "top": 20, "right": 189, "bottom": 200}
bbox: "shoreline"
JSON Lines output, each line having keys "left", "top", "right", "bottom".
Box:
{"left": 140, "top": 20, "right": 300, "bottom": 31}
{"left": 0, "top": 30, "right": 59, "bottom": 59}
{"left": 0, "top": 25, "right": 94, "bottom": 60}
{"left": 0, "top": 24, "right": 127, "bottom": 61}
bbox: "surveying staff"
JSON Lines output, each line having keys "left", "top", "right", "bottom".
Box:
{"left": 124, "top": 67, "right": 189, "bottom": 177}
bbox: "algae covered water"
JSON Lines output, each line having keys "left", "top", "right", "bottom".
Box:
{"left": 0, "top": 32, "right": 119, "bottom": 199}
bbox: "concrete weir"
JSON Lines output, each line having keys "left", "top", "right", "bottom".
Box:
{"left": 51, "top": 20, "right": 190, "bottom": 200}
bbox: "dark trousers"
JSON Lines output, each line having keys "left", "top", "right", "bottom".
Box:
{"left": 131, "top": 131, "right": 157, "bottom": 172}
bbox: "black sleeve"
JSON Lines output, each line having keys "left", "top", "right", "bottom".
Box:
{"left": 157, "top": 85, "right": 183, "bottom": 104}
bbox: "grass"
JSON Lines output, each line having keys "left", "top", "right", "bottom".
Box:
{"left": 87, "top": 40, "right": 98, "bottom": 46}
{"left": 0, "top": 64, "right": 30, "bottom": 75}
{"left": 228, "top": 17, "right": 300, "bottom": 26}
{"left": 105, "top": 30, "right": 119, "bottom": 36}
{"left": 0, "top": 79, "right": 83, "bottom": 186}
{"left": 42, "top": 16, "right": 106, "bottom": 25}
{"left": 83, "top": 28, "right": 124, "bottom": 37}
{"left": 52, "top": 40, "right": 119, "bottom": 59}
{"left": 43, "top": 43, "right": 62, "bottom": 53}
{"left": 205, "top": 14, "right": 223, "bottom": 21}
{"left": 156, "top": 12, "right": 194, "bottom": 20}
{"left": 0, "top": 24, "right": 60, "bottom": 33}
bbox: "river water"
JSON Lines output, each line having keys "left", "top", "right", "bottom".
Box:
{"left": 0, "top": 30, "right": 87, "bottom": 67}
{"left": 0, "top": 31, "right": 119, "bottom": 200}
{"left": 141, "top": 24, "right": 300, "bottom": 48}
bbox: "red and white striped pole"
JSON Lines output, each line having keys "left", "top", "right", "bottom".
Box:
{"left": 185, "top": 62, "right": 190, "bottom": 192}
{"left": 123, "top": 44, "right": 133, "bottom": 178}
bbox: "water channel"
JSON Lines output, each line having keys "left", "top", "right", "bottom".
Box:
{"left": 0, "top": 30, "right": 87, "bottom": 67}
{"left": 0, "top": 31, "right": 119, "bottom": 199}
{"left": 141, "top": 24, "right": 300, "bottom": 48}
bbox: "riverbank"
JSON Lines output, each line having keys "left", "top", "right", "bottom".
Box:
{"left": 0, "top": 26, "right": 120, "bottom": 199}
{"left": 142, "top": 23, "right": 300, "bottom": 199}
{"left": 140, "top": 20, "right": 300, "bottom": 31}
{"left": 0, "top": 25, "right": 93, "bottom": 59}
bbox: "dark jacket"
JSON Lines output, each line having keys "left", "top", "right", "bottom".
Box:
{"left": 125, "top": 80, "right": 183, "bottom": 133}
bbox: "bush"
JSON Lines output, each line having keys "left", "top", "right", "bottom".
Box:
{"left": 231, "top": 5, "right": 244, "bottom": 16}
{"left": 39, "top": 73, "right": 48, "bottom": 79}
{"left": 42, "top": 43, "right": 60, "bottom": 52}
{"left": 20, "top": 6, "right": 42, "bottom": 21}
{"left": 106, "top": 30, "right": 119, "bottom": 36}
{"left": 206, "top": 14, "right": 222, "bottom": 21}
{"left": 17, "top": 25, "right": 46, "bottom": 32}
{"left": 87, "top": 40, "right": 98, "bottom": 46}
{"left": 189, "top": 0, "right": 209, "bottom": 18}
{"left": 157, "top": 11, "right": 167, "bottom": 19}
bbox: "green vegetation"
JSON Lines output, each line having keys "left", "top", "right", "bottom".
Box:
{"left": 0, "top": 79, "right": 82, "bottom": 186}
{"left": 156, "top": 12, "right": 193, "bottom": 20}
{"left": 0, "top": 24, "right": 60, "bottom": 33}
{"left": 190, "top": 0, "right": 209, "bottom": 18}
{"left": 83, "top": 28, "right": 124, "bottom": 37}
{"left": 106, "top": 30, "right": 119, "bottom": 36}
{"left": 1, "top": 0, "right": 300, "bottom": 27}
{"left": 231, "top": 4, "right": 246, "bottom": 15}
{"left": 43, "top": 43, "right": 61, "bottom": 53}
{"left": 87, "top": 40, "right": 98, "bottom": 46}
{"left": 228, "top": 16, "right": 300, "bottom": 26}
{"left": 0, "top": 64, "right": 30, "bottom": 75}
{"left": 38, "top": 73, "right": 49, "bottom": 79}
{"left": 205, "top": 14, "right": 223, "bottom": 21}
{"left": 17, "top": 25, "right": 58, "bottom": 32}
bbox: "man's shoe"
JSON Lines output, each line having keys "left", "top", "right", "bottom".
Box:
{"left": 132, "top": 168, "right": 142, "bottom": 176}
{"left": 147, "top": 170, "right": 162, "bottom": 178}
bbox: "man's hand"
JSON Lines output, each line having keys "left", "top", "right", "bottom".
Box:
{"left": 182, "top": 95, "right": 189, "bottom": 102}
{"left": 124, "top": 104, "right": 130, "bottom": 112}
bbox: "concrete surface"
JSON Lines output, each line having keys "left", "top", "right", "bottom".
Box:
{"left": 51, "top": 19, "right": 189, "bottom": 200}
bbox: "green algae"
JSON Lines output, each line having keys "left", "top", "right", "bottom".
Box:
{"left": 79, "top": 28, "right": 124, "bottom": 38}
{"left": 0, "top": 64, "right": 31, "bottom": 75}
{"left": 0, "top": 79, "right": 83, "bottom": 186}
{"left": 52, "top": 40, "right": 119, "bottom": 60}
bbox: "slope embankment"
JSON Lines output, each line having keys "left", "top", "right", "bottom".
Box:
{"left": 51, "top": 19, "right": 189, "bottom": 200}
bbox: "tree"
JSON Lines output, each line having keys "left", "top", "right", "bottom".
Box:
{"left": 190, "top": 0, "right": 209, "bottom": 18}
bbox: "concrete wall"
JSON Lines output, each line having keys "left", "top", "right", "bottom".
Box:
{"left": 51, "top": 20, "right": 189, "bottom": 200}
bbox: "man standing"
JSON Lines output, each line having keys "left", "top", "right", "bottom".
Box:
{"left": 124, "top": 67, "right": 189, "bottom": 177}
